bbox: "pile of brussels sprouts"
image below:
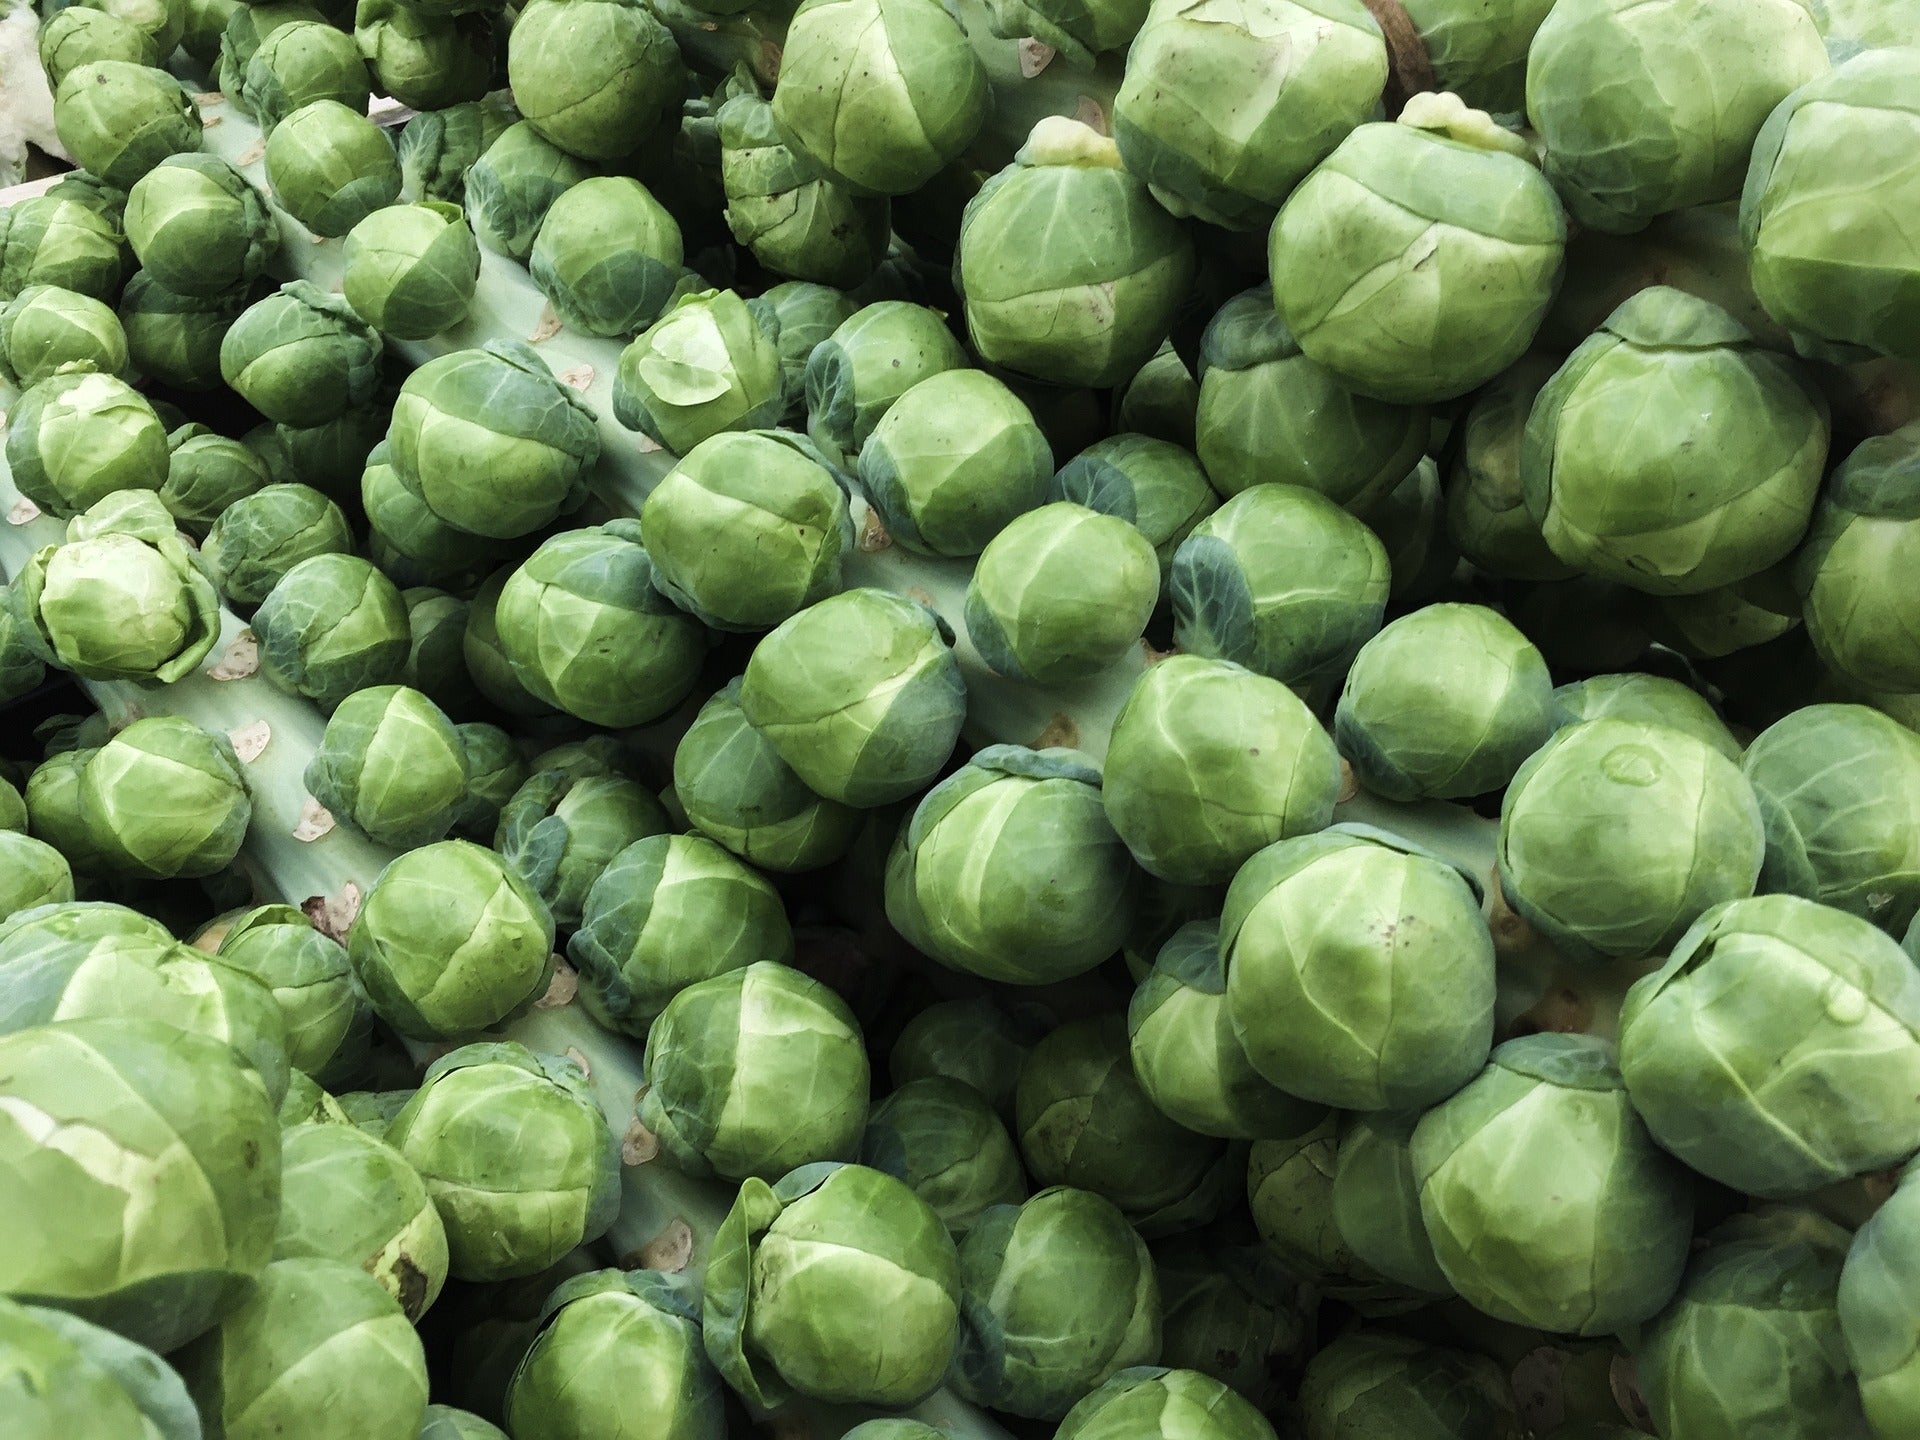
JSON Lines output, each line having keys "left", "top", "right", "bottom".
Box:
{"left": 3, "top": 0, "right": 1920, "bottom": 1438}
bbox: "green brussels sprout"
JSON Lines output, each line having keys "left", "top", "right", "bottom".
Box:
{"left": 342, "top": 202, "right": 480, "bottom": 340}
{"left": 1152, "top": 1243, "right": 1305, "bottom": 1410}
{"left": 1654, "top": 564, "right": 1802, "bottom": 661}
{"left": 0, "top": 285, "right": 126, "bottom": 387}
{"left": 1330, "top": 1112, "right": 1451, "bottom": 1296}
{"left": 1335, "top": 604, "right": 1557, "bottom": 801}
{"left": 52, "top": 63, "right": 201, "bottom": 190}
{"left": 265, "top": 99, "right": 404, "bottom": 237}
{"left": 253, "top": 554, "right": 410, "bottom": 709}
{"left": 886, "top": 746, "right": 1134, "bottom": 985}
{"left": 1192, "top": 286, "right": 1426, "bottom": 510}
{"left": 123, "top": 157, "right": 275, "bottom": 301}
{"left": 859, "top": 1076, "right": 1027, "bottom": 1236}
{"left": 158, "top": 425, "right": 269, "bottom": 534}
{"left": 1128, "top": 920, "right": 1326, "bottom": 1142}
{"left": 1366, "top": 456, "right": 1453, "bottom": 605}
{"left": 1639, "top": 1209, "right": 1863, "bottom": 1440}
{"left": 200, "top": 483, "right": 353, "bottom": 608}
{"left": 336, "top": 1088, "right": 413, "bottom": 1136}
{"left": 398, "top": 586, "right": 478, "bottom": 712}
{"left": 462, "top": 121, "right": 593, "bottom": 260}
{"left": 273, "top": 1122, "right": 449, "bottom": 1321}
{"left": 1113, "top": 0, "right": 1386, "bottom": 231}
{"left": 1742, "top": 50, "right": 1920, "bottom": 361}
{"left": 362, "top": 448, "right": 503, "bottom": 590}
{"left": 0, "top": 1016, "right": 281, "bottom": 1351}
{"left": 1017, "top": 1015, "right": 1239, "bottom": 1237}
{"left": 461, "top": 565, "right": 557, "bottom": 717}
{"left": 952, "top": 1186, "right": 1161, "bottom": 1419}
{"left": 1297, "top": 1332, "right": 1523, "bottom": 1440}
{"left": 218, "top": 2, "right": 328, "bottom": 101}
{"left": 1057, "top": 1366, "right": 1279, "bottom": 1440}
{"left": 0, "top": 183, "right": 130, "bottom": 304}
{"left": 1839, "top": 1154, "right": 1920, "bottom": 1436}
{"left": 422, "top": 1407, "right": 509, "bottom": 1440}
{"left": 703, "top": 1162, "right": 962, "bottom": 1407}
{"left": 77, "top": 717, "right": 252, "bottom": 880}
{"left": 1529, "top": 0, "right": 1827, "bottom": 234}
{"left": 1169, "top": 483, "right": 1390, "bottom": 691}
{"left": 1553, "top": 672, "right": 1740, "bottom": 759}
{"left": 304, "top": 685, "right": 469, "bottom": 848}
{"left": 1498, "top": 717, "right": 1764, "bottom": 958}
{"left": 1399, "top": 0, "right": 1555, "bottom": 115}
{"left": 770, "top": 0, "right": 989, "bottom": 197}
{"left": 349, "top": 840, "right": 555, "bottom": 1041}
{"left": 496, "top": 767, "right": 671, "bottom": 926}
{"left": 981, "top": 0, "right": 1143, "bottom": 63}
{"left": 117, "top": 271, "right": 245, "bottom": 390}
{"left": 37, "top": 6, "right": 162, "bottom": 88}
{"left": 1270, "top": 96, "right": 1566, "bottom": 404}
{"left": 0, "top": 1297, "right": 201, "bottom": 1439}
{"left": 889, "top": 997, "right": 1044, "bottom": 1117}
{"left": 5, "top": 366, "right": 167, "bottom": 517}
{"left": 181, "top": 0, "right": 242, "bottom": 63}
{"left": 1116, "top": 343, "right": 1200, "bottom": 450}
{"left": 503, "top": 1269, "right": 723, "bottom": 1440}
{"left": 857, "top": 367, "right": 1053, "bottom": 558}
{"left": 388, "top": 340, "right": 601, "bottom": 540}
{"left": 612, "top": 288, "right": 785, "bottom": 454}
{"left": 398, "top": 97, "right": 516, "bottom": 206}
{"left": 528, "top": 176, "right": 684, "bottom": 338}
{"left": 719, "top": 91, "right": 889, "bottom": 290}
{"left": 956, "top": 117, "right": 1193, "bottom": 389}
{"left": 1796, "top": 421, "right": 1920, "bottom": 692}
{"left": 443, "top": 722, "right": 524, "bottom": 841}
{"left": 1443, "top": 355, "right": 1574, "bottom": 582}
{"left": 0, "top": 591, "right": 48, "bottom": 707}
{"left": 0, "top": 900, "right": 172, "bottom": 960}
{"left": 387, "top": 1042, "right": 617, "bottom": 1281}
{"left": 0, "top": 832, "right": 76, "bottom": 920}
{"left": 1412, "top": 1033, "right": 1695, "bottom": 1335}
{"left": 212, "top": 903, "right": 366, "bottom": 1083}
{"left": 804, "top": 300, "right": 969, "bottom": 460}
{"left": 739, "top": 588, "right": 966, "bottom": 808}
{"left": 23, "top": 749, "right": 112, "bottom": 873}
{"left": 569, "top": 833, "right": 793, "bottom": 1038}
{"left": 842, "top": 1425, "right": 943, "bottom": 1440}
{"left": 507, "top": 0, "right": 683, "bottom": 160}
{"left": 760, "top": 281, "right": 857, "bottom": 408}
{"left": 352, "top": 0, "right": 493, "bottom": 113}
{"left": 964, "top": 502, "right": 1159, "bottom": 685}
{"left": 241, "top": 19, "right": 371, "bottom": 128}
{"left": 1048, "top": 433, "right": 1216, "bottom": 573}
{"left": 1253, "top": 1117, "right": 1421, "bottom": 1302}
{"left": 641, "top": 430, "right": 853, "bottom": 632}
{"left": 219, "top": 282, "right": 383, "bottom": 429}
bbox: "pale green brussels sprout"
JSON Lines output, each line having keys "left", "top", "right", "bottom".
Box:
{"left": 503, "top": 1269, "right": 723, "bottom": 1440}
{"left": 641, "top": 430, "right": 853, "bottom": 632}
{"left": 78, "top": 717, "right": 252, "bottom": 881}
{"left": 886, "top": 746, "right": 1135, "bottom": 985}
{"left": 1839, "top": 1154, "right": 1920, "bottom": 1436}
{"left": 0, "top": 181, "right": 130, "bottom": 304}
{"left": 612, "top": 288, "right": 785, "bottom": 454}
{"left": 253, "top": 553, "right": 410, "bottom": 709}
{"left": 362, "top": 448, "right": 504, "bottom": 590}
{"left": 422, "top": 1407, "right": 509, "bottom": 1440}
{"left": 398, "top": 98, "right": 516, "bottom": 206}
{"left": 1193, "top": 285, "right": 1426, "bottom": 510}
{"left": 0, "top": 832, "right": 75, "bottom": 920}
{"left": 305, "top": 685, "right": 469, "bottom": 848}
{"left": 770, "top": 0, "right": 988, "bottom": 197}
{"left": 952, "top": 1186, "right": 1161, "bottom": 1419}
{"left": 352, "top": 0, "right": 493, "bottom": 113}
{"left": 982, "top": 0, "right": 1144, "bottom": 63}
{"left": 23, "top": 749, "right": 113, "bottom": 873}
{"left": 1048, "top": 433, "right": 1217, "bottom": 574}
{"left": 1553, "top": 673, "right": 1741, "bottom": 760}
{"left": 0, "top": 774, "right": 24, "bottom": 832}
{"left": 1638, "top": 1209, "right": 1863, "bottom": 1440}
{"left": 1169, "top": 483, "right": 1390, "bottom": 691}
{"left": 181, "top": 0, "right": 242, "bottom": 64}
{"left": 462, "top": 566, "right": 557, "bottom": 717}
{"left": 1336, "top": 604, "right": 1557, "bottom": 802}
{"left": 337, "top": 1088, "right": 413, "bottom": 1136}
{"left": 462, "top": 121, "right": 593, "bottom": 260}
{"left": 5, "top": 366, "right": 167, "bottom": 517}
{"left": 399, "top": 586, "right": 479, "bottom": 714}
{"left": 1398, "top": 0, "right": 1555, "bottom": 115}
{"left": 569, "top": 833, "right": 793, "bottom": 1038}
{"left": 1654, "top": 564, "right": 1802, "bottom": 661}
{"left": 1330, "top": 1112, "right": 1451, "bottom": 1297}
{"left": 218, "top": 2, "right": 329, "bottom": 101}
{"left": 1271, "top": 96, "right": 1566, "bottom": 404}
{"left": 1621, "top": 894, "right": 1920, "bottom": 1197}
{"left": 158, "top": 425, "right": 269, "bottom": 534}
{"left": 241, "top": 19, "right": 371, "bottom": 129}
{"left": 1113, "top": 0, "right": 1385, "bottom": 231}
{"left": 507, "top": 0, "right": 683, "bottom": 160}
{"left": 0, "top": 1015, "right": 281, "bottom": 1351}
{"left": 760, "top": 281, "right": 857, "bottom": 408}
{"left": 342, "top": 202, "right": 479, "bottom": 340}
{"left": 496, "top": 766, "right": 671, "bottom": 926}
{"left": 449, "top": 722, "right": 527, "bottom": 840}
{"left": 1017, "top": 1015, "right": 1240, "bottom": 1237}
{"left": 964, "top": 503, "right": 1159, "bottom": 685}
{"left": 1249, "top": 1121, "right": 1413, "bottom": 1304}
{"left": 176, "top": 1257, "right": 428, "bottom": 1440}
{"left": 0, "top": 285, "right": 126, "bottom": 386}
{"left": 220, "top": 281, "right": 383, "bottom": 428}
{"left": 859, "top": 1076, "right": 1027, "bottom": 1236}
{"left": 64, "top": 0, "right": 185, "bottom": 59}
{"left": 1528, "top": 0, "right": 1827, "bottom": 234}
{"left": 1443, "top": 355, "right": 1573, "bottom": 581}
{"left": 1412, "top": 1033, "right": 1695, "bottom": 1335}
{"left": 1117, "top": 343, "right": 1200, "bottom": 449}
{"left": 200, "top": 483, "right": 353, "bottom": 607}
{"left": 37, "top": 6, "right": 161, "bottom": 88}
{"left": 388, "top": 1042, "right": 618, "bottom": 1281}
{"left": 212, "top": 903, "right": 367, "bottom": 1083}
{"left": 52, "top": 63, "right": 201, "bottom": 190}
{"left": 640, "top": 961, "right": 869, "bottom": 1181}
{"left": 273, "top": 1122, "right": 449, "bottom": 1322}
{"left": 264, "top": 100, "right": 403, "bottom": 237}
{"left": 890, "top": 997, "right": 1044, "bottom": 1119}
{"left": 0, "top": 900, "right": 172, "bottom": 961}
{"left": 528, "top": 176, "right": 684, "bottom": 338}
{"left": 1057, "top": 1366, "right": 1279, "bottom": 1440}
{"left": 349, "top": 839, "right": 555, "bottom": 1039}
{"left": 1151, "top": 1245, "right": 1305, "bottom": 1411}
{"left": 1498, "top": 718, "right": 1764, "bottom": 959}
{"left": 703, "top": 1162, "right": 962, "bottom": 1407}
{"left": 804, "top": 300, "right": 968, "bottom": 460}
{"left": 0, "top": 595, "right": 47, "bottom": 707}
{"left": 1741, "top": 51, "right": 1920, "bottom": 361}
{"left": 1796, "top": 421, "right": 1920, "bottom": 692}
{"left": 719, "top": 91, "right": 889, "bottom": 290}
{"left": 118, "top": 271, "right": 245, "bottom": 390}
{"left": 1297, "top": 1332, "right": 1523, "bottom": 1440}
{"left": 388, "top": 339, "right": 600, "bottom": 539}
{"left": 0, "top": 1297, "right": 201, "bottom": 1440}
{"left": 1128, "top": 921, "right": 1326, "bottom": 1142}
{"left": 739, "top": 588, "right": 966, "bottom": 808}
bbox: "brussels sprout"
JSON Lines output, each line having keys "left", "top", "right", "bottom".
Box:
{"left": 52, "top": 63, "right": 201, "bottom": 190}
{"left": 1297, "top": 1332, "right": 1523, "bottom": 1440}
{"left": 422, "top": 1407, "right": 509, "bottom": 1440}
{"left": 1442, "top": 355, "right": 1572, "bottom": 581}
{"left": 1169, "top": 484, "right": 1390, "bottom": 691}
{"left": 0, "top": 1297, "right": 201, "bottom": 1439}
{"left": 396, "top": 586, "right": 477, "bottom": 713}
{"left": 1400, "top": 0, "right": 1555, "bottom": 114}
{"left": 462, "top": 121, "right": 593, "bottom": 260}
{"left": 770, "top": 0, "right": 989, "bottom": 197}
{"left": 859, "top": 1077, "right": 1027, "bottom": 1236}
{"left": 0, "top": 594, "right": 47, "bottom": 708}
{"left": 528, "top": 176, "right": 683, "bottom": 338}
{"left": 218, "top": 2, "right": 329, "bottom": 100}
{"left": 5, "top": 366, "right": 167, "bottom": 517}
{"left": 889, "top": 997, "right": 1045, "bottom": 1118}
{"left": 1498, "top": 718, "right": 1764, "bottom": 959}
{"left": 181, "top": 0, "right": 241, "bottom": 63}
{"left": 1330, "top": 1112, "right": 1451, "bottom": 1297}
{"left": 253, "top": 553, "right": 410, "bottom": 709}
{"left": 341, "top": 202, "right": 479, "bottom": 340}
{"left": 1115, "top": 344, "right": 1200, "bottom": 450}
{"left": 352, "top": 0, "right": 493, "bottom": 112}
{"left": 1270, "top": 96, "right": 1566, "bottom": 404}
{"left": 212, "top": 904, "right": 366, "bottom": 1083}
{"left": 117, "top": 271, "right": 244, "bottom": 390}
{"left": 1655, "top": 565, "right": 1803, "bottom": 661}
{"left": 981, "top": 0, "right": 1143, "bottom": 63}
{"left": 0, "top": 831, "right": 75, "bottom": 920}
{"left": 389, "top": 340, "right": 601, "bottom": 540}
{"left": 507, "top": 0, "right": 683, "bottom": 160}
{"left": 441, "top": 723, "right": 523, "bottom": 841}
{"left": 1057, "top": 1366, "right": 1280, "bottom": 1440}
{"left": 0, "top": 183, "right": 130, "bottom": 304}
{"left": 219, "top": 281, "right": 383, "bottom": 428}
{"left": 760, "top": 281, "right": 857, "bottom": 408}
{"left": 1367, "top": 456, "right": 1454, "bottom": 605}
{"left": 23, "top": 749, "right": 112, "bottom": 873}
{"left": 265, "top": 99, "right": 404, "bottom": 237}
{"left": 337, "top": 1088, "right": 413, "bottom": 1137}
{"left": 0, "top": 1016, "right": 281, "bottom": 1351}
{"left": 156, "top": 425, "right": 268, "bottom": 534}
{"left": 398, "top": 98, "right": 516, "bottom": 205}
{"left": 842, "top": 1425, "right": 943, "bottom": 1440}
{"left": 1412, "top": 1033, "right": 1695, "bottom": 1335}
{"left": 37, "top": 6, "right": 161, "bottom": 88}
{"left": 719, "top": 91, "right": 889, "bottom": 290}
{"left": 1552, "top": 672, "right": 1741, "bottom": 760}
{"left": 1336, "top": 604, "right": 1557, "bottom": 802}
{"left": 0, "top": 900, "right": 172, "bottom": 961}
{"left": 303, "top": 685, "right": 469, "bottom": 848}
{"left": 704, "top": 1162, "right": 962, "bottom": 1407}
{"left": 1048, "top": 433, "right": 1216, "bottom": 575}
{"left": 611, "top": 289, "right": 785, "bottom": 454}
{"left": 0, "top": 285, "right": 126, "bottom": 387}
{"left": 461, "top": 566, "right": 557, "bottom": 717}
{"left": 1796, "top": 422, "right": 1920, "bottom": 692}
{"left": 496, "top": 767, "right": 671, "bottom": 927}
{"left": 1839, "top": 1154, "right": 1920, "bottom": 1436}
{"left": 76, "top": 717, "right": 251, "bottom": 881}
{"left": 804, "top": 300, "right": 969, "bottom": 460}
{"left": 240, "top": 19, "right": 370, "bottom": 128}
{"left": 200, "top": 483, "right": 353, "bottom": 608}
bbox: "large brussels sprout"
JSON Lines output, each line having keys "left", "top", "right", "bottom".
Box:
{"left": 1056, "top": 1366, "right": 1279, "bottom": 1440}
{"left": 1297, "top": 1332, "right": 1523, "bottom": 1440}
{"left": 387, "top": 1042, "right": 618, "bottom": 1281}
{"left": 23, "top": 750, "right": 113, "bottom": 873}
{"left": 1412, "top": 1033, "right": 1695, "bottom": 1335}
{"left": 0, "top": 179, "right": 130, "bottom": 304}
{"left": 0, "top": 1298, "right": 200, "bottom": 1439}
{"left": 1553, "top": 672, "right": 1741, "bottom": 759}
{"left": 720, "top": 91, "right": 889, "bottom": 290}
{"left": 304, "top": 684, "right": 468, "bottom": 848}
{"left": 218, "top": 2, "right": 328, "bottom": 98}
{"left": 1269, "top": 96, "right": 1565, "bottom": 403}
{"left": 612, "top": 289, "right": 786, "bottom": 454}
{"left": 253, "top": 553, "right": 410, "bottom": 709}
{"left": 240, "top": 18, "right": 370, "bottom": 128}
{"left": 118, "top": 271, "right": 245, "bottom": 391}
{"left": 52, "top": 63, "right": 201, "bottom": 190}
{"left": 804, "top": 300, "right": 968, "bottom": 460}
{"left": 220, "top": 281, "right": 383, "bottom": 428}
{"left": 397, "top": 97, "right": 515, "bottom": 206}
{"left": 504, "top": 1269, "right": 724, "bottom": 1440}
{"left": 1443, "top": 355, "right": 1573, "bottom": 581}
{"left": 703, "top": 1162, "right": 962, "bottom": 1407}
{"left": 212, "top": 904, "right": 365, "bottom": 1083}
{"left": 761, "top": 280, "right": 856, "bottom": 408}
{"left": 0, "top": 285, "right": 126, "bottom": 387}
{"left": 78, "top": 717, "right": 252, "bottom": 881}
{"left": 397, "top": 586, "right": 478, "bottom": 714}
{"left": 352, "top": 0, "right": 493, "bottom": 113}
{"left": 859, "top": 1076, "right": 1027, "bottom": 1236}
{"left": 494, "top": 767, "right": 670, "bottom": 927}
{"left": 158, "top": 424, "right": 268, "bottom": 533}
{"left": 341, "top": 201, "right": 479, "bottom": 340}
{"left": 0, "top": 1016, "right": 281, "bottom": 1352}
{"left": 1497, "top": 718, "right": 1764, "bottom": 958}
{"left": 1116, "top": 343, "right": 1200, "bottom": 449}
{"left": 507, "top": 0, "right": 683, "bottom": 160}
{"left": 889, "top": 997, "right": 1044, "bottom": 1118}
{"left": 0, "top": 832, "right": 75, "bottom": 921}
{"left": 463, "top": 121, "right": 593, "bottom": 261}
{"left": 37, "top": 6, "right": 161, "bottom": 87}
{"left": 200, "top": 483, "right": 353, "bottom": 607}
{"left": 1331, "top": 1112, "right": 1451, "bottom": 1297}
{"left": 886, "top": 746, "right": 1135, "bottom": 985}
{"left": 264, "top": 100, "right": 403, "bottom": 237}
{"left": 529, "top": 176, "right": 684, "bottom": 337}
{"left": 1049, "top": 433, "right": 1216, "bottom": 574}
{"left": 5, "top": 366, "right": 167, "bottom": 517}
{"left": 770, "top": 0, "right": 989, "bottom": 197}
{"left": 361, "top": 450, "right": 499, "bottom": 590}
{"left": 1399, "top": 0, "right": 1554, "bottom": 114}
{"left": 1839, "top": 1154, "right": 1920, "bottom": 1437}
{"left": 1795, "top": 422, "right": 1920, "bottom": 693}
